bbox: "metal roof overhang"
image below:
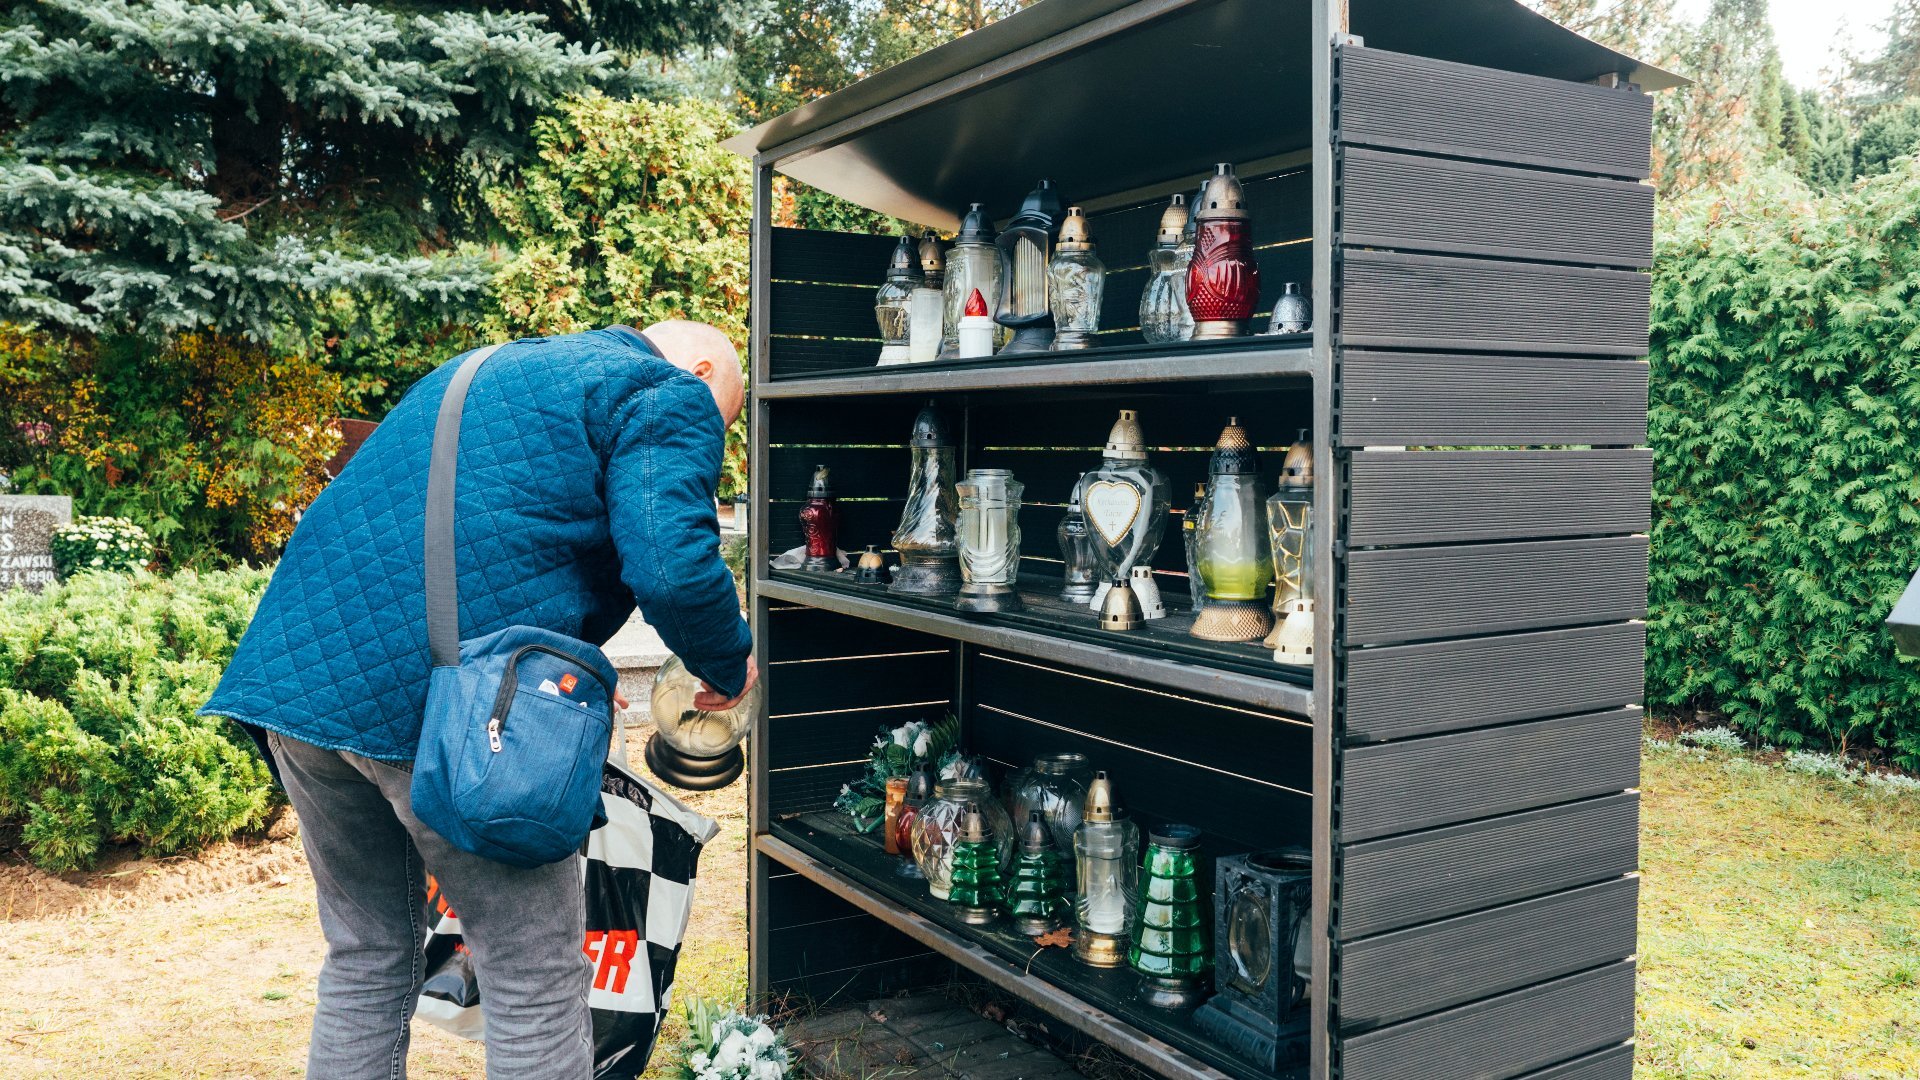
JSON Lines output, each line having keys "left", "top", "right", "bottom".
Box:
{"left": 723, "top": 0, "right": 1682, "bottom": 230}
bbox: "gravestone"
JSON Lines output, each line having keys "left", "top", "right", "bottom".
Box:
{"left": 0, "top": 495, "right": 72, "bottom": 592}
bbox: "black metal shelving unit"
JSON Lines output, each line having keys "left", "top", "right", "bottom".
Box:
{"left": 724, "top": 3, "right": 1673, "bottom": 1078}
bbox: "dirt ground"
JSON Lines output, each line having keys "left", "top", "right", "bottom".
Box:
{"left": 0, "top": 739, "right": 747, "bottom": 1080}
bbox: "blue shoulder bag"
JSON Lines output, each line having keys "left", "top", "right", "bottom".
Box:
{"left": 410, "top": 343, "right": 622, "bottom": 868}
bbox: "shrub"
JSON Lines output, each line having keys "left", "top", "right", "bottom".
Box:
{"left": 0, "top": 567, "right": 273, "bottom": 870}
{"left": 1680, "top": 726, "right": 1747, "bottom": 753}
{"left": 1782, "top": 750, "right": 1854, "bottom": 781}
{"left": 1650, "top": 161, "right": 1920, "bottom": 769}
{"left": 51, "top": 516, "right": 154, "bottom": 577}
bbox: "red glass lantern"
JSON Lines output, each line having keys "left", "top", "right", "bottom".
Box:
{"left": 1186, "top": 163, "right": 1260, "bottom": 339}
{"left": 798, "top": 464, "right": 840, "bottom": 572}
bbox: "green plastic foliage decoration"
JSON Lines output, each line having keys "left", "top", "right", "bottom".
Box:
{"left": 1649, "top": 161, "right": 1920, "bottom": 768}
{"left": 0, "top": 567, "right": 274, "bottom": 871}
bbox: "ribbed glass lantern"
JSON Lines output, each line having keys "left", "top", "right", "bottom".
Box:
{"left": 994, "top": 179, "right": 1064, "bottom": 355}
{"left": 955, "top": 468, "right": 1024, "bottom": 614}
{"left": 889, "top": 402, "right": 962, "bottom": 596}
{"left": 1129, "top": 824, "right": 1212, "bottom": 1008}
{"left": 1266, "top": 431, "right": 1315, "bottom": 666}
{"left": 1139, "top": 193, "right": 1195, "bottom": 344}
{"left": 1047, "top": 206, "right": 1106, "bottom": 350}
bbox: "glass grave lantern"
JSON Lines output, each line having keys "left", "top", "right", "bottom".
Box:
{"left": 911, "top": 777, "right": 1014, "bottom": 900}
{"left": 889, "top": 402, "right": 962, "bottom": 596}
{"left": 909, "top": 234, "right": 945, "bottom": 363}
{"left": 941, "top": 204, "right": 1002, "bottom": 359}
{"left": 797, "top": 464, "right": 839, "bottom": 573}
{"left": 1072, "top": 771, "right": 1140, "bottom": 968}
{"left": 875, "top": 236, "right": 918, "bottom": 365}
{"left": 1056, "top": 478, "right": 1099, "bottom": 603}
{"left": 645, "top": 654, "right": 763, "bottom": 790}
{"left": 1183, "top": 482, "right": 1209, "bottom": 616}
{"left": 1009, "top": 810, "right": 1073, "bottom": 936}
{"left": 1139, "top": 193, "right": 1196, "bottom": 344}
{"left": 1265, "top": 432, "right": 1315, "bottom": 665}
{"left": 955, "top": 468, "right": 1024, "bottom": 613}
{"left": 1002, "top": 751, "right": 1093, "bottom": 863}
{"left": 995, "top": 179, "right": 1065, "bottom": 355}
{"left": 1190, "top": 418, "right": 1274, "bottom": 642}
{"left": 1129, "top": 824, "right": 1212, "bottom": 1008}
{"left": 1080, "top": 410, "right": 1171, "bottom": 615}
{"left": 1047, "top": 206, "right": 1106, "bottom": 349}
{"left": 1194, "top": 849, "right": 1313, "bottom": 1071}
{"left": 946, "top": 803, "right": 1009, "bottom": 925}
{"left": 1186, "top": 163, "right": 1260, "bottom": 340}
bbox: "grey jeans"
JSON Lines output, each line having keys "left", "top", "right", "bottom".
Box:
{"left": 270, "top": 731, "right": 593, "bottom": 1079}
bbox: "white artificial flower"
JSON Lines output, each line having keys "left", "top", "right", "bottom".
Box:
{"left": 96, "top": 541, "right": 109, "bottom": 550}
{"left": 749, "top": 1025, "right": 777, "bottom": 1049}
{"left": 890, "top": 726, "right": 913, "bottom": 748}
{"left": 912, "top": 730, "right": 932, "bottom": 757}
{"left": 754, "top": 1058, "right": 785, "bottom": 1080}
{"left": 691, "top": 1053, "right": 711, "bottom": 1072}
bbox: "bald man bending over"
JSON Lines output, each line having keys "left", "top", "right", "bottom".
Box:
{"left": 203, "top": 323, "right": 755, "bottom": 1079}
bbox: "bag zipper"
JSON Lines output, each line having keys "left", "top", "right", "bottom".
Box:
{"left": 486, "top": 643, "right": 614, "bottom": 753}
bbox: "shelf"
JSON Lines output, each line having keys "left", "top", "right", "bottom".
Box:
{"left": 757, "top": 336, "right": 1312, "bottom": 400}
{"left": 761, "top": 813, "right": 1307, "bottom": 1080}
{"left": 758, "top": 570, "right": 1313, "bottom": 717}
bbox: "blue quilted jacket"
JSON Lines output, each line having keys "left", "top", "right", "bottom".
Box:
{"left": 202, "top": 326, "right": 751, "bottom": 761}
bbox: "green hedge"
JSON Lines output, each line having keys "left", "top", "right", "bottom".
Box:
{"left": 0, "top": 568, "right": 274, "bottom": 870}
{"left": 1649, "top": 162, "right": 1920, "bottom": 769}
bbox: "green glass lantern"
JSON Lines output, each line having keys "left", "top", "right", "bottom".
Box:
{"left": 1009, "top": 810, "right": 1072, "bottom": 936}
{"left": 1129, "top": 824, "right": 1211, "bottom": 1008}
{"left": 946, "top": 802, "right": 1008, "bottom": 926}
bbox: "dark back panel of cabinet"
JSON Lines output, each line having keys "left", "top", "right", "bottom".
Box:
{"left": 1338, "top": 46, "right": 1654, "bottom": 178}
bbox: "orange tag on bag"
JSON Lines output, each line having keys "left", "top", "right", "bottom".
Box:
{"left": 559, "top": 673, "right": 578, "bottom": 694}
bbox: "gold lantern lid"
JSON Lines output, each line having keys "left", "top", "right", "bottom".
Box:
{"left": 919, "top": 233, "right": 944, "bottom": 275}
{"left": 1280, "top": 428, "right": 1314, "bottom": 488}
{"left": 1084, "top": 771, "right": 1116, "bottom": 824}
{"left": 959, "top": 802, "right": 991, "bottom": 844}
{"left": 857, "top": 544, "right": 885, "bottom": 570}
{"left": 1155, "top": 193, "right": 1190, "bottom": 246}
{"left": 1100, "top": 578, "right": 1143, "bottom": 631}
{"left": 1020, "top": 810, "right": 1052, "bottom": 854}
{"left": 1056, "top": 206, "right": 1095, "bottom": 252}
{"left": 1196, "top": 162, "right": 1250, "bottom": 222}
{"left": 1104, "top": 408, "right": 1148, "bottom": 462}
{"left": 1209, "top": 416, "right": 1258, "bottom": 476}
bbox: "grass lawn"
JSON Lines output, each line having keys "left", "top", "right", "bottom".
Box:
{"left": 0, "top": 743, "right": 1914, "bottom": 1078}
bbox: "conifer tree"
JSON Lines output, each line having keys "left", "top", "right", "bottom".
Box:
{"left": 0, "top": 0, "right": 737, "bottom": 339}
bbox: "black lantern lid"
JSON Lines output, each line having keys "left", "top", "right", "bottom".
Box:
{"left": 807, "top": 465, "right": 833, "bottom": 497}
{"left": 1007, "top": 179, "right": 1064, "bottom": 234}
{"left": 886, "top": 235, "right": 918, "bottom": 284}
{"left": 1148, "top": 823, "right": 1201, "bottom": 850}
{"left": 956, "top": 202, "right": 996, "bottom": 245}
{"left": 1196, "top": 162, "right": 1249, "bottom": 223}
{"left": 1209, "top": 417, "right": 1258, "bottom": 476}
{"left": 960, "top": 802, "right": 991, "bottom": 843}
{"left": 909, "top": 400, "right": 952, "bottom": 449}
{"left": 1020, "top": 809, "right": 1052, "bottom": 854}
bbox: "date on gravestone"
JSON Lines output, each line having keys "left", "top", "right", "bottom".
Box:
{"left": 0, "top": 495, "right": 73, "bottom": 592}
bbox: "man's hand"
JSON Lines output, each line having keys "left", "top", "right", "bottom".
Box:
{"left": 695, "top": 656, "right": 758, "bottom": 712}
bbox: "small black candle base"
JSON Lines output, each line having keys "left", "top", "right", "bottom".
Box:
{"left": 1137, "top": 975, "right": 1207, "bottom": 1010}
{"left": 644, "top": 734, "right": 744, "bottom": 791}
{"left": 889, "top": 553, "right": 962, "bottom": 596}
{"left": 955, "top": 582, "right": 1023, "bottom": 613}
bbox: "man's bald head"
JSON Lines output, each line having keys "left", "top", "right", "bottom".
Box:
{"left": 643, "top": 320, "right": 745, "bottom": 426}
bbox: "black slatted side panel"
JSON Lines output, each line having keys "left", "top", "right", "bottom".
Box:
{"left": 1346, "top": 449, "right": 1651, "bottom": 547}
{"left": 1337, "top": 876, "right": 1639, "bottom": 1030}
{"left": 1516, "top": 1044, "right": 1636, "bottom": 1080}
{"left": 1340, "top": 148, "right": 1653, "bottom": 268}
{"left": 1338, "top": 46, "right": 1653, "bottom": 178}
{"left": 968, "top": 652, "right": 1312, "bottom": 852}
{"left": 771, "top": 227, "right": 901, "bottom": 285}
{"left": 1341, "top": 249, "right": 1649, "bottom": 357}
{"left": 1337, "top": 793, "right": 1639, "bottom": 939}
{"left": 1340, "top": 707, "right": 1642, "bottom": 842}
{"left": 764, "top": 337, "right": 880, "bottom": 377}
{"left": 1339, "top": 352, "right": 1649, "bottom": 448}
{"left": 768, "top": 445, "right": 912, "bottom": 501}
{"left": 765, "top": 605, "right": 954, "bottom": 816}
{"left": 1343, "top": 623, "right": 1645, "bottom": 744}
{"left": 1345, "top": 536, "right": 1649, "bottom": 646}
{"left": 1336, "top": 961, "right": 1637, "bottom": 1080}
{"left": 769, "top": 280, "right": 878, "bottom": 339}
{"left": 764, "top": 865, "right": 947, "bottom": 1005}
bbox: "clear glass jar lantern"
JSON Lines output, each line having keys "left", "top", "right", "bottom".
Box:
{"left": 1139, "top": 194, "right": 1195, "bottom": 344}
{"left": 1190, "top": 418, "right": 1274, "bottom": 643}
{"left": 1002, "top": 752, "right": 1093, "bottom": 863}
{"left": 955, "top": 468, "right": 1024, "bottom": 613}
{"left": 1057, "top": 477, "right": 1099, "bottom": 603}
{"left": 875, "top": 236, "right": 917, "bottom": 365}
{"left": 644, "top": 654, "right": 762, "bottom": 790}
{"left": 1072, "top": 771, "right": 1141, "bottom": 968}
{"left": 1266, "top": 431, "right": 1315, "bottom": 666}
{"left": 1080, "top": 410, "right": 1172, "bottom": 611}
{"left": 911, "top": 778, "right": 1015, "bottom": 900}
{"left": 941, "top": 204, "right": 1002, "bottom": 359}
{"left": 1048, "top": 206, "right": 1105, "bottom": 350}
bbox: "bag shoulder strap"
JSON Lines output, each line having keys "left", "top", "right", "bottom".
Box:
{"left": 425, "top": 343, "right": 506, "bottom": 668}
